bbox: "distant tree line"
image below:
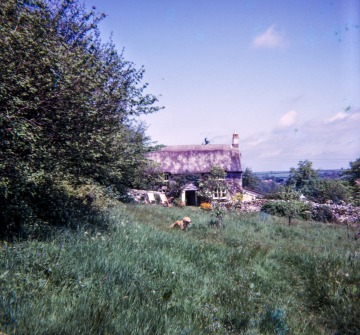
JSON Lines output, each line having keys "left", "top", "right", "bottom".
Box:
{"left": 243, "top": 158, "right": 360, "bottom": 206}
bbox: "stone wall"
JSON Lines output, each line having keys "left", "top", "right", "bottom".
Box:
{"left": 240, "top": 199, "right": 360, "bottom": 225}
{"left": 309, "top": 201, "right": 360, "bottom": 225}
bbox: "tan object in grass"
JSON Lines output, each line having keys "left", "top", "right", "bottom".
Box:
{"left": 170, "top": 217, "right": 192, "bottom": 230}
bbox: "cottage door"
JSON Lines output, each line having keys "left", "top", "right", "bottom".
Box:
{"left": 185, "top": 190, "right": 197, "bottom": 206}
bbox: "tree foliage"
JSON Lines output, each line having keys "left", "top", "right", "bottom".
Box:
{"left": 0, "top": 0, "right": 160, "bottom": 235}
{"left": 342, "top": 157, "right": 360, "bottom": 185}
{"left": 242, "top": 167, "right": 260, "bottom": 191}
{"left": 285, "top": 160, "right": 354, "bottom": 204}
{"left": 280, "top": 187, "right": 303, "bottom": 225}
{"left": 286, "top": 160, "right": 319, "bottom": 192}
{"left": 261, "top": 187, "right": 312, "bottom": 225}
{"left": 242, "top": 168, "right": 282, "bottom": 196}
{"left": 310, "top": 179, "right": 352, "bottom": 204}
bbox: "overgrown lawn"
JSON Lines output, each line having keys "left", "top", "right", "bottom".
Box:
{"left": 1, "top": 205, "right": 359, "bottom": 334}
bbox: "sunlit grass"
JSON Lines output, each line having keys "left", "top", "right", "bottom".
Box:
{"left": 1, "top": 204, "right": 359, "bottom": 334}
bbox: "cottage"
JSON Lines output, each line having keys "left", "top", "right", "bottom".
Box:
{"left": 147, "top": 133, "right": 243, "bottom": 205}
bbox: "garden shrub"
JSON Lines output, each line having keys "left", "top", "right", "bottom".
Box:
{"left": 261, "top": 200, "right": 312, "bottom": 220}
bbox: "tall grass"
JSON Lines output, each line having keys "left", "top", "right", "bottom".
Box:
{"left": 1, "top": 204, "right": 359, "bottom": 334}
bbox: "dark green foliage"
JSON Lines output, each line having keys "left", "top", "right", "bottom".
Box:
{"left": 130, "top": 160, "right": 164, "bottom": 191}
{"left": 261, "top": 200, "right": 312, "bottom": 221}
{"left": 286, "top": 160, "right": 319, "bottom": 193}
{"left": 257, "top": 179, "right": 282, "bottom": 195}
{"left": 342, "top": 157, "right": 360, "bottom": 186}
{"left": 310, "top": 179, "right": 352, "bottom": 204}
{"left": 0, "top": 0, "right": 160, "bottom": 235}
{"left": 261, "top": 201, "right": 288, "bottom": 217}
{"left": 243, "top": 167, "right": 261, "bottom": 190}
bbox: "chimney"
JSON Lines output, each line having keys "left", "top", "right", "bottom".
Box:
{"left": 232, "top": 131, "right": 239, "bottom": 149}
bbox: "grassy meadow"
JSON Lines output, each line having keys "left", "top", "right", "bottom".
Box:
{"left": 1, "top": 205, "right": 359, "bottom": 335}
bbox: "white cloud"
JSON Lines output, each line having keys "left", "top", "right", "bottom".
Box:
{"left": 252, "top": 25, "right": 285, "bottom": 48}
{"left": 240, "top": 108, "right": 360, "bottom": 171}
{"left": 276, "top": 110, "right": 299, "bottom": 128}
{"left": 325, "top": 110, "right": 360, "bottom": 124}
{"left": 325, "top": 111, "right": 347, "bottom": 123}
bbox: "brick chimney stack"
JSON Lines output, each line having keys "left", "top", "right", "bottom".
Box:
{"left": 232, "top": 131, "right": 239, "bottom": 149}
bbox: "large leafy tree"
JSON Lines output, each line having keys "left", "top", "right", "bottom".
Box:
{"left": 242, "top": 167, "right": 260, "bottom": 191}
{"left": 286, "top": 160, "right": 319, "bottom": 192}
{"left": 310, "top": 179, "right": 352, "bottom": 204}
{"left": 0, "top": 0, "right": 160, "bottom": 233}
{"left": 286, "top": 160, "right": 322, "bottom": 201}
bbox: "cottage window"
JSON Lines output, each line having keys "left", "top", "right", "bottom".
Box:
{"left": 163, "top": 173, "right": 170, "bottom": 183}
{"left": 213, "top": 188, "right": 227, "bottom": 199}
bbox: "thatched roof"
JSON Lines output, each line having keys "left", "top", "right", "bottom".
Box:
{"left": 147, "top": 144, "right": 242, "bottom": 175}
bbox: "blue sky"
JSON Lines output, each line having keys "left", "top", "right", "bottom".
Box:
{"left": 84, "top": 0, "right": 360, "bottom": 171}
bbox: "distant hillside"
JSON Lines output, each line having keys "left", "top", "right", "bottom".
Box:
{"left": 254, "top": 169, "right": 344, "bottom": 183}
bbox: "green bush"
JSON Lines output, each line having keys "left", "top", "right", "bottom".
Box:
{"left": 261, "top": 200, "right": 312, "bottom": 220}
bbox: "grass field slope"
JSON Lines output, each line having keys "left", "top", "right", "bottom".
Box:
{"left": 1, "top": 205, "right": 359, "bottom": 334}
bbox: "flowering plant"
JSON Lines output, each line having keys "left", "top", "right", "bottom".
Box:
{"left": 200, "top": 202, "right": 212, "bottom": 211}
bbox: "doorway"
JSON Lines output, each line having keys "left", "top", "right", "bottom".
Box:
{"left": 185, "top": 190, "right": 197, "bottom": 206}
